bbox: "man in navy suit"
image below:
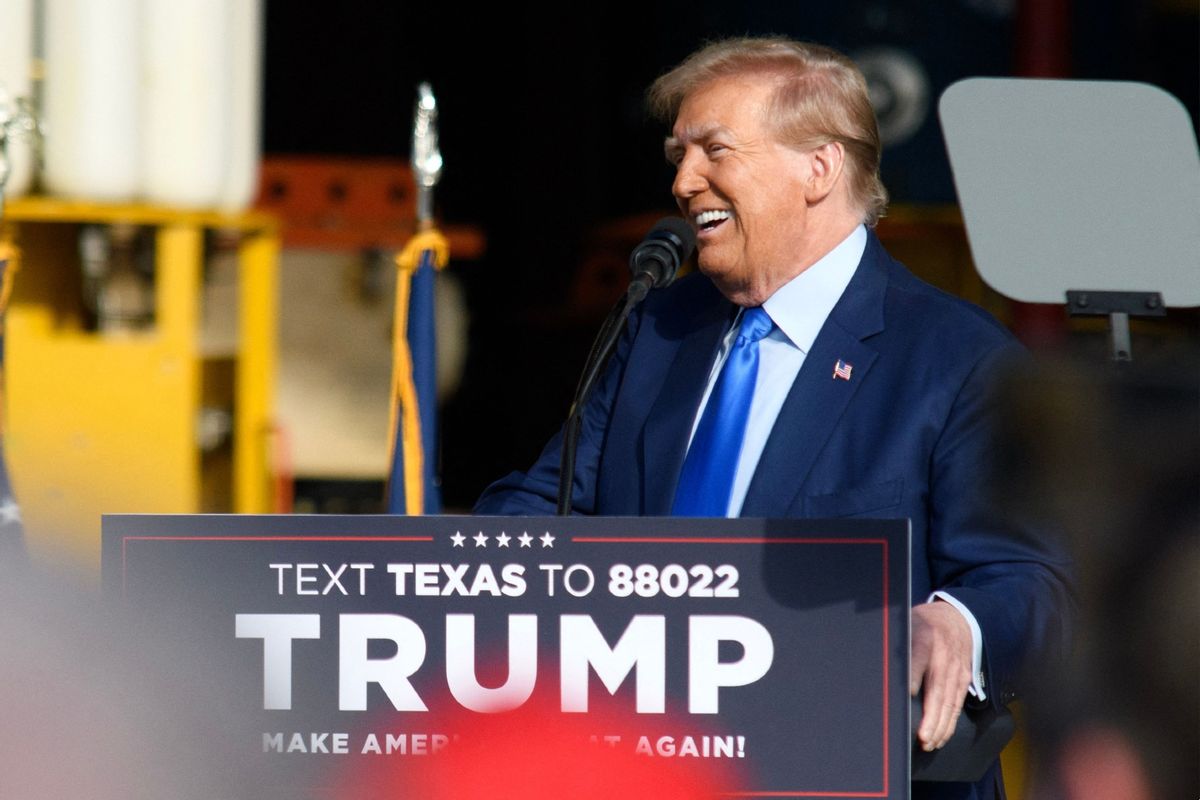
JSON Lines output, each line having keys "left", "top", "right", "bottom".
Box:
{"left": 477, "top": 37, "right": 1071, "bottom": 799}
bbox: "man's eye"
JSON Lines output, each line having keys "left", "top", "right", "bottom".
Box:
{"left": 706, "top": 143, "right": 728, "bottom": 156}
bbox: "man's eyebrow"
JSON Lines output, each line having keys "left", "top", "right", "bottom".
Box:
{"left": 669, "top": 125, "right": 733, "bottom": 147}
{"left": 663, "top": 124, "right": 732, "bottom": 161}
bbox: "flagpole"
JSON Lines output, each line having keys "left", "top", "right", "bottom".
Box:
{"left": 386, "top": 83, "right": 448, "bottom": 514}
{"left": 0, "top": 88, "right": 31, "bottom": 559}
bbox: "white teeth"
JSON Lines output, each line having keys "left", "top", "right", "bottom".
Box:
{"left": 694, "top": 209, "right": 731, "bottom": 227}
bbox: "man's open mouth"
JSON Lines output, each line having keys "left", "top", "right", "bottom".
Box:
{"left": 694, "top": 209, "right": 732, "bottom": 233}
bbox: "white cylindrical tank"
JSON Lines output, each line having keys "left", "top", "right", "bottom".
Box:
{"left": 217, "top": 0, "right": 263, "bottom": 211}
{"left": 42, "top": 0, "right": 141, "bottom": 201}
{"left": 0, "top": 0, "right": 35, "bottom": 198}
{"left": 140, "top": 0, "right": 232, "bottom": 208}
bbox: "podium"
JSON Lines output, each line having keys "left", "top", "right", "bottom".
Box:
{"left": 104, "top": 513, "right": 912, "bottom": 798}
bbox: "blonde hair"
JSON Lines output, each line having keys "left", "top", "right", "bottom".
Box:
{"left": 649, "top": 37, "right": 888, "bottom": 226}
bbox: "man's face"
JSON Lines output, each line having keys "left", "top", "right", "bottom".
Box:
{"left": 667, "top": 76, "right": 818, "bottom": 306}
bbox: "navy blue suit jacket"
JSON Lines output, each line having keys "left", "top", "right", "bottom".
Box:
{"left": 477, "top": 232, "right": 1072, "bottom": 799}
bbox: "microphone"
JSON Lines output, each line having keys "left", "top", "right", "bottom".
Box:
{"left": 557, "top": 218, "right": 695, "bottom": 515}
{"left": 628, "top": 217, "right": 695, "bottom": 299}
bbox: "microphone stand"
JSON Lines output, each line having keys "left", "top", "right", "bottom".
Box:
{"left": 556, "top": 274, "right": 653, "bottom": 515}
{"left": 555, "top": 217, "right": 693, "bottom": 516}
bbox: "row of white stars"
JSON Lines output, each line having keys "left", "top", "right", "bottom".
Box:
{"left": 450, "top": 531, "right": 555, "bottom": 548}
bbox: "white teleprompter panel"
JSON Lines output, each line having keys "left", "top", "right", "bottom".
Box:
{"left": 940, "top": 78, "right": 1199, "bottom": 307}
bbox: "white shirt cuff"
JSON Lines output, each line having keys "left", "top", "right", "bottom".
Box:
{"left": 928, "top": 590, "right": 987, "bottom": 701}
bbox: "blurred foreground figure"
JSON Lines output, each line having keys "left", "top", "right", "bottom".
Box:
{"left": 991, "top": 351, "right": 1199, "bottom": 800}
{"left": 334, "top": 694, "right": 742, "bottom": 799}
{"left": 0, "top": 568, "right": 268, "bottom": 799}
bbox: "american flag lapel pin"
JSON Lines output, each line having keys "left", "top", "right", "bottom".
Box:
{"left": 833, "top": 359, "right": 853, "bottom": 381}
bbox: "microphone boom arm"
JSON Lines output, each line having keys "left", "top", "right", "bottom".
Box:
{"left": 556, "top": 219, "right": 694, "bottom": 515}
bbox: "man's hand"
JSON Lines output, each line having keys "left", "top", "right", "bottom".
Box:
{"left": 911, "top": 600, "right": 973, "bottom": 751}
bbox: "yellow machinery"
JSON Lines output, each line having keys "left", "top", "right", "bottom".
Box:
{"left": 2, "top": 198, "right": 279, "bottom": 572}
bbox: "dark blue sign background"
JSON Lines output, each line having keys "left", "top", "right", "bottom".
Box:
{"left": 102, "top": 514, "right": 910, "bottom": 799}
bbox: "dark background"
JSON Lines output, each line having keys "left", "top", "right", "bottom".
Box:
{"left": 262, "top": 0, "right": 1199, "bottom": 509}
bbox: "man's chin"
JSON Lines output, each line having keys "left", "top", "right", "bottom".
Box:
{"left": 696, "top": 259, "right": 730, "bottom": 287}
{"left": 697, "top": 253, "right": 734, "bottom": 280}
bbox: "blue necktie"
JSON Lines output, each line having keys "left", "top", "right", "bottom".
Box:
{"left": 671, "top": 306, "right": 774, "bottom": 516}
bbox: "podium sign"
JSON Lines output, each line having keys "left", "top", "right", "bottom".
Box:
{"left": 102, "top": 514, "right": 910, "bottom": 798}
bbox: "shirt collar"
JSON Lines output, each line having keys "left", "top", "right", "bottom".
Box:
{"left": 761, "top": 224, "right": 866, "bottom": 354}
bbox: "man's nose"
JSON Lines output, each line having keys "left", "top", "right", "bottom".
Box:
{"left": 672, "top": 152, "right": 707, "bottom": 200}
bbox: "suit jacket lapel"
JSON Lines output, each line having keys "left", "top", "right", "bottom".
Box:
{"left": 741, "top": 233, "right": 890, "bottom": 516}
{"left": 641, "top": 289, "right": 733, "bottom": 514}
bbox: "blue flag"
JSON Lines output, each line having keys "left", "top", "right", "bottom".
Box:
{"left": 386, "top": 230, "right": 448, "bottom": 515}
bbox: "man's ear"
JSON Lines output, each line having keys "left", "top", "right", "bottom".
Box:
{"left": 805, "top": 141, "right": 846, "bottom": 204}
